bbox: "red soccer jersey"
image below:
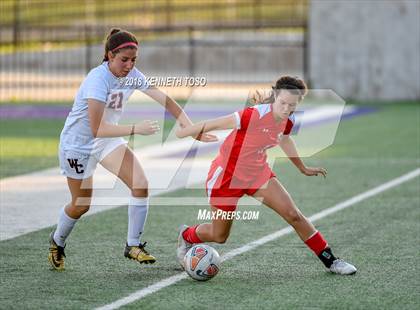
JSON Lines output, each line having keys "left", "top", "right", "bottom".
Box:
{"left": 215, "top": 104, "right": 294, "bottom": 182}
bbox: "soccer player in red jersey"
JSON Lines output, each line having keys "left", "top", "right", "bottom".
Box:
{"left": 176, "top": 76, "right": 357, "bottom": 275}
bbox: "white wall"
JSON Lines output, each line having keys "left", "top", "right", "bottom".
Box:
{"left": 309, "top": 0, "right": 420, "bottom": 100}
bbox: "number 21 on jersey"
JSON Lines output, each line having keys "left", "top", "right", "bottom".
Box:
{"left": 107, "top": 91, "right": 123, "bottom": 110}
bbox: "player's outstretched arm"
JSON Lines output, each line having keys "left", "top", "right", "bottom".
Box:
{"left": 176, "top": 114, "right": 237, "bottom": 139}
{"left": 143, "top": 87, "right": 191, "bottom": 126}
{"left": 142, "top": 86, "right": 217, "bottom": 142}
{"left": 88, "top": 99, "right": 160, "bottom": 137}
{"left": 278, "top": 134, "right": 327, "bottom": 177}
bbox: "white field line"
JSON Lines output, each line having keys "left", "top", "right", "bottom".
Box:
{"left": 95, "top": 168, "right": 420, "bottom": 310}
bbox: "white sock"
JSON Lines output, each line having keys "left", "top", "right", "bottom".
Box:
{"left": 127, "top": 196, "right": 149, "bottom": 246}
{"left": 53, "top": 207, "right": 78, "bottom": 247}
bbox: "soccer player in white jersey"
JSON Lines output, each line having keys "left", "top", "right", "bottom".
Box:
{"left": 48, "top": 28, "right": 216, "bottom": 270}
{"left": 176, "top": 76, "right": 357, "bottom": 275}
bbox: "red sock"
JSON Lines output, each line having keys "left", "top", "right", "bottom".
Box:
{"left": 304, "top": 231, "right": 328, "bottom": 255}
{"left": 182, "top": 225, "right": 203, "bottom": 243}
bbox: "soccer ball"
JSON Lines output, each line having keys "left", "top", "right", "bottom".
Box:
{"left": 184, "top": 244, "right": 221, "bottom": 281}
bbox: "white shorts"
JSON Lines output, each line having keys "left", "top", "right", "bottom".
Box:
{"left": 59, "top": 137, "right": 127, "bottom": 179}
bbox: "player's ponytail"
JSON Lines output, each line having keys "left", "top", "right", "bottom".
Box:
{"left": 107, "top": 28, "right": 121, "bottom": 40}
{"left": 248, "top": 76, "right": 307, "bottom": 105}
{"left": 103, "top": 28, "right": 138, "bottom": 62}
{"left": 247, "top": 89, "right": 274, "bottom": 105}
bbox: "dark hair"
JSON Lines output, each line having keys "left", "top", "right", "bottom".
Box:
{"left": 272, "top": 76, "right": 308, "bottom": 99}
{"left": 248, "top": 76, "right": 308, "bottom": 105}
{"left": 103, "top": 28, "right": 138, "bottom": 61}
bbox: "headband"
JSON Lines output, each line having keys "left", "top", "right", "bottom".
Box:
{"left": 111, "top": 42, "right": 138, "bottom": 52}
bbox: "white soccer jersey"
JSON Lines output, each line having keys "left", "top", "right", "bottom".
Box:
{"left": 60, "top": 62, "right": 149, "bottom": 155}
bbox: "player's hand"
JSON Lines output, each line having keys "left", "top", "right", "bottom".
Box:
{"left": 301, "top": 166, "right": 327, "bottom": 178}
{"left": 135, "top": 120, "right": 160, "bottom": 135}
{"left": 176, "top": 126, "right": 218, "bottom": 142}
{"left": 194, "top": 133, "right": 218, "bottom": 143}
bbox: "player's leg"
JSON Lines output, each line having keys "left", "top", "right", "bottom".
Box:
{"left": 254, "top": 177, "right": 315, "bottom": 240}
{"left": 253, "top": 177, "right": 356, "bottom": 275}
{"left": 183, "top": 206, "right": 234, "bottom": 243}
{"left": 100, "top": 144, "right": 155, "bottom": 264}
{"left": 196, "top": 206, "right": 234, "bottom": 243}
{"left": 65, "top": 176, "right": 93, "bottom": 218}
{"left": 177, "top": 161, "right": 239, "bottom": 267}
{"left": 177, "top": 206, "right": 234, "bottom": 267}
{"left": 49, "top": 176, "right": 93, "bottom": 270}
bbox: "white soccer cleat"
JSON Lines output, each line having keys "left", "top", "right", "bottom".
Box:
{"left": 177, "top": 224, "right": 192, "bottom": 269}
{"left": 329, "top": 259, "right": 357, "bottom": 275}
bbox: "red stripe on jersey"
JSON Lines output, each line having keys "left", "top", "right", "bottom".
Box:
{"left": 283, "top": 117, "right": 294, "bottom": 135}
{"left": 217, "top": 104, "right": 294, "bottom": 182}
{"left": 221, "top": 107, "right": 254, "bottom": 187}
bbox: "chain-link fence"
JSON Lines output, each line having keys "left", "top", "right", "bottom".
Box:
{"left": 0, "top": 0, "right": 308, "bottom": 101}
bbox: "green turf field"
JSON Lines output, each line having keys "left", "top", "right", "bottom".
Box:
{"left": 0, "top": 119, "right": 64, "bottom": 178}
{"left": 0, "top": 102, "right": 419, "bottom": 309}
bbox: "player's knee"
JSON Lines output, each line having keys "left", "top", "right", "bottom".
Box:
{"left": 70, "top": 203, "right": 90, "bottom": 217}
{"left": 79, "top": 205, "right": 90, "bottom": 214}
{"left": 285, "top": 210, "right": 303, "bottom": 225}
